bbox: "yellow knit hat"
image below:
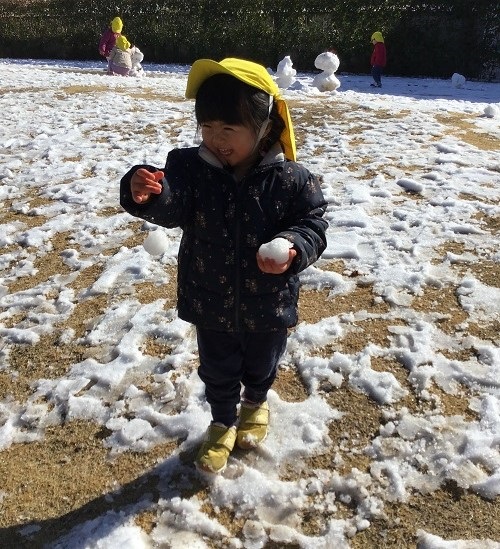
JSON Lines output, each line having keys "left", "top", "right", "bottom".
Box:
{"left": 371, "top": 31, "right": 384, "bottom": 43}
{"left": 111, "top": 17, "right": 123, "bottom": 33}
{"left": 116, "top": 35, "right": 131, "bottom": 51}
{"left": 186, "top": 58, "right": 297, "bottom": 161}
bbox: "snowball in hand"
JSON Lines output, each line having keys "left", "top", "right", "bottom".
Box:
{"left": 143, "top": 230, "right": 169, "bottom": 256}
{"left": 258, "top": 238, "right": 293, "bottom": 263}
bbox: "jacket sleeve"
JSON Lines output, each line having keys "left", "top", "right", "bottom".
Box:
{"left": 99, "top": 29, "right": 113, "bottom": 57}
{"left": 120, "top": 153, "right": 192, "bottom": 229}
{"left": 276, "top": 166, "right": 328, "bottom": 275}
{"left": 98, "top": 31, "right": 107, "bottom": 56}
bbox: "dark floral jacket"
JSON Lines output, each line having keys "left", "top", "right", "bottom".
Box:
{"left": 120, "top": 143, "right": 328, "bottom": 332}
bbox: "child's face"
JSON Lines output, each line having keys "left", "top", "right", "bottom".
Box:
{"left": 201, "top": 121, "right": 259, "bottom": 169}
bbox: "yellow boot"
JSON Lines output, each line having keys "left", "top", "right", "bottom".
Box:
{"left": 195, "top": 423, "right": 237, "bottom": 473}
{"left": 237, "top": 401, "right": 269, "bottom": 449}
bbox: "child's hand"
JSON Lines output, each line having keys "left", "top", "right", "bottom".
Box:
{"left": 130, "top": 169, "right": 164, "bottom": 204}
{"left": 256, "top": 248, "right": 297, "bottom": 274}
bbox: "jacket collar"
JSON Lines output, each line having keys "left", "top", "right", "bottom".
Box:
{"left": 198, "top": 142, "right": 285, "bottom": 172}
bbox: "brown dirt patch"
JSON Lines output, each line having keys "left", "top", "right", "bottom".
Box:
{"left": 298, "top": 283, "right": 390, "bottom": 326}
{"left": 2, "top": 332, "right": 107, "bottom": 402}
{"left": 0, "top": 421, "right": 178, "bottom": 548}
{"left": 274, "top": 365, "right": 309, "bottom": 402}
{"left": 67, "top": 263, "right": 106, "bottom": 294}
{"left": 351, "top": 482, "right": 500, "bottom": 547}
{"left": 411, "top": 284, "right": 468, "bottom": 334}
{"left": 56, "top": 86, "right": 186, "bottom": 104}
{"left": 474, "top": 211, "right": 500, "bottom": 233}
{"left": 3, "top": 199, "right": 49, "bottom": 228}
{"left": 133, "top": 268, "right": 177, "bottom": 308}
{"left": 435, "top": 113, "right": 500, "bottom": 151}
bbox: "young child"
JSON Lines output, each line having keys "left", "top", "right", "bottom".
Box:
{"left": 98, "top": 16, "right": 123, "bottom": 60}
{"left": 370, "top": 31, "right": 387, "bottom": 88}
{"left": 120, "top": 58, "right": 328, "bottom": 473}
{"left": 108, "top": 35, "right": 133, "bottom": 76}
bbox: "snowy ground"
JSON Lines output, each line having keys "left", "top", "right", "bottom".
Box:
{"left": 0, "top": 57, "right": 499, "bottom": 548}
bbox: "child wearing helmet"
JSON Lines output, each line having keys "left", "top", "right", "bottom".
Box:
{"left": 120, "top": 58, "right": 328, "bottom": 473}
{"left": 370, "top": 31, "right": 387, "bottom": 88}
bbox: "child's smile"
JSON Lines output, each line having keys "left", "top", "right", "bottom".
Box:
{"left": 201, "top": 120, "right": 259, "bottom": 171}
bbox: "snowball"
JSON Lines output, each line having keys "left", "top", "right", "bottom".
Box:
{"left": 396, "top": 178, "right": 424, "bottom": 193}
{"left": 143, "top": 230, "right": 169, "bottom": 256}
{"left": 258, "top": 238, "right": 293, "bottom": 263}
{"left": 119, "top": 418, "right": 153, "bottom": 443}
{"left": 451, "top": 73, "right": 466, "bottom": 88}
{"left": 484, "top": 104, "right": 499, "bottom": 118}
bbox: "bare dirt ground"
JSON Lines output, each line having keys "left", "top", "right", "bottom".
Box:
{"left": 0, "top": 95, "right": 499, "bottom": 548}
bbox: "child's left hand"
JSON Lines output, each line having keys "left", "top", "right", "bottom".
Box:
{"left": 256, "top": 248, "right": 297, "bottom": 274}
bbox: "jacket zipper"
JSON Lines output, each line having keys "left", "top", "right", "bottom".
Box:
{"left": 233, "top": 178, "right": 243, "bottom": 330}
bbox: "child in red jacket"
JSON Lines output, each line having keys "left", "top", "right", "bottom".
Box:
{"left": 99, "top": 17, "right": 123, "bottom": 60}
{"left": 370, "top": 31, "right": 387, "bottom": 88}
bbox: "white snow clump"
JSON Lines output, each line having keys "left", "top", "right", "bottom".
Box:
{"left": 143, "top": 230, "right": 169, "bottom": 256}
{"left": 258, "top": 238, "right": 293, "bottom": 263}
{"left": 483, "top": 104, "right": 499, "bottom": 118}
{"left": 451, "top": 73, "right": 466, "bottom": 88}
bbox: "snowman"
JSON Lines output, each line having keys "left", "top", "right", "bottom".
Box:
{"left": 129, "top": 46, "right": 145, "bottom": 77}
{"left": 275, "top": 55, "right": 297, "bottom": 89}
{"left": 313, "top": 51, "right": 340, "bottom": 92}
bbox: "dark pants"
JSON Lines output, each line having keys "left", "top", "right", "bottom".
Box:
{"left": 196, "top": 327, "right": 288, "bottom": 426}
{"left": 372, "top": 65, "right": 383, "bottom": 86}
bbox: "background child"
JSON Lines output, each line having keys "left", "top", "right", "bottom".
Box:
{"left": 108, "top": 35, "right": 133, "bottom": 76}
{"left": 98, "top": 16, "right": 123, "bottom": 60}
{"left": 370, "top": 31, "right": 387, "bottom": 88}
{"left": 120, "top": 58, "right": 328, "bottom": 473}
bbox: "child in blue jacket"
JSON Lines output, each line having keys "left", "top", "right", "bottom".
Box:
{"left": 120, "top": 58, "right": 328, "bottom": 473}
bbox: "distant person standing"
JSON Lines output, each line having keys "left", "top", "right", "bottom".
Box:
{"left": 99, "top": 16, "right": 123, "bottom": 60}
{"left": 108, "top": 35, "right": 133, "bottom": 76}
{"left": 370, "top": 31, "right": 386, "bottom": 88}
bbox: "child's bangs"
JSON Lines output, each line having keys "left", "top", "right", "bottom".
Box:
{"left": 195, "top": 74, "right": 247, "bottom": 125}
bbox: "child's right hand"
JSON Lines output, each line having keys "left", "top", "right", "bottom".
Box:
{"left": 130, "top": 169, "right": 164, "bottom": 204}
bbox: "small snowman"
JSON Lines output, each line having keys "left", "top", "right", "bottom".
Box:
{"left": 313, "top": 51, "right": 341, "bottom": 92}
{"left": 129, "top": 46, "right": 145, "bottom": 78}
{"left": 275, "top": 55, "right": 297, "bottom": 89}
